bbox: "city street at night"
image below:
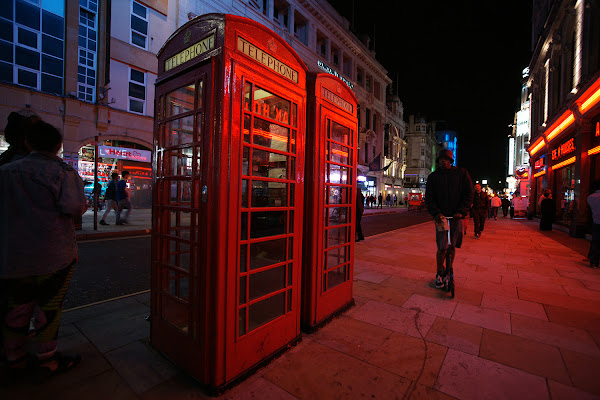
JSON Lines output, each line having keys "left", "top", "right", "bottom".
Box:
{"left": 3, "top": 215, "right": 598, "bottom": 399}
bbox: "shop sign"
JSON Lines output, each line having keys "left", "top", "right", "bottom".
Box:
{"left": 237, "top": 37, "right": 298, "bottom": 83}
{"left": 551, "top": 138, "right": 575, "bottom": 160}
{"left": 99, "top": 146, "right": 151, "bottom": 162}
{"left": 317, "top": 61, "right": 354, "bottom": 89}
{"left": 534, "top": 158, "right": 544, "bottom": 169}
{"left": 165, "top": 33, "right": 215, "bottom": 72}
{"left": 321, "top": 87, "right": 353, "bottom": 113}
{"left": 596, "top": 121, "right": 599, "bottom": 137}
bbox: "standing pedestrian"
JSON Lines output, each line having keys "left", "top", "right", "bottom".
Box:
{"left": 425, "top": 149, "right": 473, "bottom": 290}
{"left": 404, "top": 195, "right": 409, "bottom": 208}
{"left": 394, "top": 194, "right": 398, "bottom": 207}
{"left": 0, "top": 110, "right": 39, "bottom": 166}
{"left": 99, "top": 172, "right": 119, "bottom": 225}
{"left": 587, "top": 179, "right": 600, "bottom": 269}
{"left": 471, "top": 184, "right": 488, "bottom": 239}
{"left": 0, "top": 119, "right": 86, "bottom": 378}
{"left": 501, "top": 196, "right": 510, "bottom": 217}
{"left": 540, "top": 189, "right": 555, "bottom": 230}
{"left": 356, "top": 188, "right": 365, "bottom": 241}
{"left": 386, "top": 193, "right": 391, "bottom": 207}
{"left": 116, "top": 171, "right": 132, "bottom": 224}
{"left": 378, "top": 193, "right": 383, "bottom": 209}
{"left": 490, "top": 194, "right": 502, "bottom": 220}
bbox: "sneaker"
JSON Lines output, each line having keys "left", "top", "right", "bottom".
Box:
{"left": 435, "top": 275, "right": 444, "bottom": 289}
{"left": 591, "top": 264, "right": 599, "bottom": 269}
{"left": 99, "top": 220, "right": 109, "bottom": 225}
{"left": 475, "top": 234, "right": 480, "bottom": 239}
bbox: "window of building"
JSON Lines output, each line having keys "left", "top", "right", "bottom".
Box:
{"left": 374, "top": 80, "right": 381, "bottom": 100}
{"left": 356, "top": 67, "right": 364, "bottom": 85}
{"left": 366, "top": 75, "right": 372, "bottom": 93}
{"left": 421, "top": 138, "right": 425, "bottom": 143}
{"left": 0, "top": 1, "right": 65, "bottom": 95}
{"left": 357, "top": 104, "right": 361, "bottom": 129}
{"left": 343, "top": 54, "right": 352, "bottom": 77}
{"left": 293, "top": 10, "right": 308, "bottom": 46}
{"left": 365, "top": 108, "right": 370, "bottom": 130}
{"left": 273, "top": 0, "right": 289, "bottom": 28}
{"left": 421, "top": 148, "right": 425, "bottom": 156}
{"left": 331, "top": 43, "right": 339, "bottom": 67}
{"left": 78, "top": 0, "right": 98, "bottom": 102}
{"left": 316, "top": 30, "right": 327, "bottom": 57}
{"left": 128, "top": 67, "right": 146, "bottom": 114}
{"left": 420, "top": 160, "right": 425, "bottom": 168}
{"left": 130, "top": 1, "right": 148, "bottom": 50}
{"left": 372, "top": 113, "right": 376, "bottom": 132}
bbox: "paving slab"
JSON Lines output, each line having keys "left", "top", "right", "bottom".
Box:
{"left": 481, "top": 293, "right": 548, "bottom": 320}
{"left": 547, "top": 380, "right": 600, "bottom": 400}
{"left": 451, "top": 303, "right": 511, "bottom": 334}
{"left": 560, "top": 348, "right": 600, "bottom": 395}
{"left": 424, "top": 317, "right": 483, "bottom": 356}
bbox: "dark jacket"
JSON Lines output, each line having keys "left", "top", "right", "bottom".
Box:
{"left": 425, "top": 166, "right": 473, "bottom": 218}
{"left": 472, "top": 191, "right": 489, "bottom": 214}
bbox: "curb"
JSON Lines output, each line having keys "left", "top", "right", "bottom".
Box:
{"left": 76, "top": 228, "right": 151, "bottom": 241}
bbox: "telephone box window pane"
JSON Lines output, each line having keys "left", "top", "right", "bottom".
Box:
{"left": 290, "top": 130, "right": 296, "bottom": 153}
{"left": 289, "top": 185, "right": 295, "bottom": 207}
{"left": 325, "top": 246, "right": 347, "bottom": 270}
{"left": 166, "top": 84, "right": 195, "bottom": 117}
{"left": 180, "top": 181, "right": 192, "bottom": 203}
{"left": 329, "top": 143, "right": 349, "bottom": 165}
{"left": 325, "top": 226, "right": 348, "bottom": 248}
{"left": 287, "top": 289, "right": 292, "bottom": 312}
{"left": 248, "top": 292, "right": 285, "bottom": 332}
{"left": 253, "top": 86, "right": 290, "bottom": 125}
{"left": 250, "top": 211, "right": 286, "bottom": 239}
{"left": 252, "top": 149, "right": 287, "bottom": 178}
{"left": 327, "top": 164, "right": 350, "bottom": 184}
{"left": 251, "top": 181, "right": 287, "bottom": 207}
{"left": 171, "top": 276, "right": 189, "bottom": 300}
{"left": 249, "top": 265, "right": 285, "bottom": 301}
{"left": 287, "top": 237, "right": 293, "bottom": 259}
{"left": 196, "top": 80, "right": 203, "bottom": 109}
{"left": 244, "top": 81, "right": 252, "bottom": 111}
{"left": 288, "top": 210, "right": 294, "bottom": 233}
{"left": 249, "top": 238, "right": 287, "bottom": 270}
{"left": 161, "top": 294, "right": 189, "bottom": 334}
{"left": 288, "top": 157, "right": 295, "bottom": 180}
{"left": 253, "top": 118, "right": 289, "bottom": 151}
{"left": 287, "top": 264, "right": 292, "bottom": 286}
{"left": 327, "top": 265, "right": 348, "bottom": 290}
{"left": 329, "top": 121, "right": 350, "bottom": 145}
{"left": 166, "top": 116, "right": 194, "bottom": 146}
{"left": 291, "top": 103, "right": 297, "bottom": 128}
{"left": 328, "top": 186, "right": 348, "bottom": 205}
{"left": 242, "top": 147, "right": 249, "bottom": 175}
{"left": 241, "top": 212, "right": 248, "bottom": 240}
{"left": 327, "top": 207, "right": 348, "bottom": 226}
{"left": 243, "top": 114, "right": 250, "bottom": 143}
{"left": 240, "top": 244, "right": 247, "bottom": 272}
{"left": 167, "top": 147, "right": 193, "bottom": 176}
{"left": 239, "top": 276, "right": 247, "bottom": 305}
{"left": 239, "top": 308, "right": 246, "bottom": 336}
{"left": 241, "top": 179, "right": 248, "bottom": 207}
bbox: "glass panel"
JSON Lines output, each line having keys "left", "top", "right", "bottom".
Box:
{"left": 249, "top": 265, "right": 285, "bottom": 300}
{"left": 244, "top": 81, "right": 252, "bottom": 111}
{"left": 166, "top": 147, "right": 193, "bottom": 176}
{"left": 251, "top": 181, "right": 287, "bottom": 207}
{"left": 129, "top": 82, "right": 145, "bottom": 100}
{"left": 290, "top": 129, "right": 296, "bottom": 153}
{"left": 241, "top": 179, "right": 248, "bottom": 207}
{"left": 287, "top": 289, "right": 292, "bottom": 312}
{"left": 16, "top": 0, "right": 40, "bottom": 30}
{"left": 287, "top": 264, "right": 292, "bottom": 286}
{"left": 329, "top": 143, "right": 349, "bottom": 165}
{"left": 18, "top": 27, "right": 37, "bottom": 48}
{"left": 325, "top": 246, "right": 347, "bottom": 270}
{"left": 131, "top": 15, "right": 147, "bottom": 35}
{"left": 243, "top": 114, "right": 251, "bottom": 143}
{"left": 17, "top": 68, "right": 37, "bottom": 88}
{"left": 130, "top": 99, "right": 143, "bottom": 113}
{"left": 326, "top": 265, "right": 348, "bottom": 290}
{"left": 250, "top": 211, "right": 286, "bottom": 238}
{"left": 253, "top": 118, "right": 289, "bottom": 151}
{"left": 325, "top": 226, "right": 348, "bottom": 248}
{"left": 252, "top": 86, "right": 290, "bottom": 125}
{"left": 132, "top": 1, "right": 147, "bottom": 18}
{"left": 15, "top": 46, "right": 39, "bottom": 70}
{"left": 327, "top": 207, "right": 348, "bottom": 226}
{"left": 240, "top": 244, "right": 247, "bottom": 272}
{"left": 252, "top": 149, "right": 287, "bottom": 178}
{"left": 242, "top": 147, "right": 249, "bottom": 175}
{"left": 180, "top": 181, "right": 192, "bottom": 203}
{"left": 327, "top": 164, "right": 350, "bottom": 184}
{"left": 239, "top": 276, "right": 246, "bottom": 305}
{"left": 249, "top": 238, "right": 287, "bottom": 270}
{"left": 161, "top": 294, "right": 189, "bottom": 334}
{"left": 166, "top": 84, "right": 195, "bottom": 117}
{"left": 288, "top": 210, "right": 294, "bottom": 233}
{"left": 41, "top": 74, "right": 62, "bottom": 95}
{"left": 197, "top": 80, "right": 203, "bottom": 109}
{"left": 166, "top": 116, "right": 194, "bottom": 147}
{"left": 291, "top": 103, "right": 297, "bottom": 128}
{"left": 42, "top": 34, "right": 62, "bottom": 58}
{"left": 328, "top": 186, "right": 349, "bottom": 205}
{"left": 248, "top": 292, "right": 285, "bottom": 332}
{"left": 329, "top": 121, "right": 350, "bottom": 145}
{"left": 238, "top": 308, "right": 246, "bottom": 336}
{"left": 131, "top": 32, "right": 145, "bottom": 48}
{"left": 288, "top": 157, "right": 295, "bottom": 180}
{"left": 240, "top": 212, "right": 248, "bottom": 240}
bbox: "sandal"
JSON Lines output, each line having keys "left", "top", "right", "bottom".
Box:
{"left": 35, "top": 352, "right": 81, "bottom": 380}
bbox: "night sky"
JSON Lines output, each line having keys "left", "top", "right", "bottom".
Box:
{"left": 326, "top": 0, "right": 533, "bottom": 189}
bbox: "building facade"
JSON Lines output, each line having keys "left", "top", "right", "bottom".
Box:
{"left": 527, "top": 0, "right": 600, "bottom": 236}
{"left": 403, "top": 115, "right": 440, "bottom": 194}
{"left": 508, "top": 67, "right": 531, "bottom": 196}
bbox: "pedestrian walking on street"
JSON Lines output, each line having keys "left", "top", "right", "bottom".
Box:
{"left": 116, "top": 171, "right": 132, "bottom": 224}
{"left": 471, "top": 184, "right": 488, "bottom": 239}
{"left": 394, "top": 194, "right": 398, "bottom": 207}
{"left": 356, "top": 188, "right": 365, "bottom": 242}
{"left": 386, "top": 193, "right": 391, "bottom": 207}
{"left": 0, "top": 119, "right": 87, "bottom": 380}
{"left": 425, "top": 149, "right": 473, "bottom": 291}
{"left": 491, "top": 194, "right": 502, "bottom": 220}
{"left": 540, "top": 189, "right": 555, "bottom": 231}
{"left": 99, "top": 172, "right": 119, "bottom": 225}
{"left": 378, "top": 193, "right": 383, "bottom": 209}
{"left": 501, "top": 196, "right": 510, "bottom": 217}
{"left": 587, "top": 179, "right": 600, "bottom": 269}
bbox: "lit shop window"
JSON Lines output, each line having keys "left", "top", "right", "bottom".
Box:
{"left": 78, "top": 0, "right": 98, "bottom": 102}
{"left": 0, "top": 0, "right": 65, "bottom": 95}
{"left": 131, "top": 0, "right": 148, "bottom": 50}
{"left": 129, "top": 67, "right": 146, "bottom": 114}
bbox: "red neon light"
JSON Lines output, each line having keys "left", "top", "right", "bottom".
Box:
{"left": 588, "top": 145, "right": 600, "bottom": 156}
{"left": 533, "top": 169, "right": 546, "bottom": 178}
{"left": 331, "top": 148, "right": 349, "bottom": 158}
{"left": 551, "top": 156, "right": 576, "bottom": 170}
{"left": 546, "top": 112, "right": 575, "bottom": 142}
{"left": 529, "top": 138, "right": 546, "bottom": 156}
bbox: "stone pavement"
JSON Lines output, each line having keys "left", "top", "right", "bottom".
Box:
{"left": 3, "top": 216, "right": 600, "bottom": 399}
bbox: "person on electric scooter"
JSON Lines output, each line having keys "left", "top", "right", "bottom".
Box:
{"left": 425, "top": 149, "right": 473, "bottom": 291}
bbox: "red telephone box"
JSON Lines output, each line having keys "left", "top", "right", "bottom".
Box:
{"left": 152, "top": 14, "right": 307, "bottom": 392}
{"left": 302, "top": 73, "right": 358, "bottom": 331}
